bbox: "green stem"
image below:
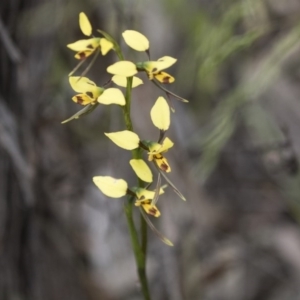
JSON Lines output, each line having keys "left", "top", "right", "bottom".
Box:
{"left": 122, "top": 76, "right": 134, "bottom": 130}
{"left": 120, "top": 69, "right": 151, "bottom": 300}
{"left": 141, "top": 213, "right": 148, "bottom": 258}
{"left": 124, "top": 199, "right": 151, "bottom": 300}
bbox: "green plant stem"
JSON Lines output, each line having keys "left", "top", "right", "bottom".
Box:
{"left": 124, "top": 198, "right": 151, "bottom": 300}
{"left": 141, "top": 213, "right": 148, "bottom": 257}
{"left": 121, "top": 74, "right": 151, "bottom": 300}
{"left": 122, "top": 76, "right": 134, "bottom": 130}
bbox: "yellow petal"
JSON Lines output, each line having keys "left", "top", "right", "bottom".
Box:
{"left": 122, "top": 30, "right": 150, "bottom": 51}
{"left": 69, "top": 76, "right": 95, "bottom": 91}
{"left": 129, "top": 159, "right": 153, "bottom": 183}
{"left": 69, "top": 76, "right": 103, "bottom": 97}
{"left": 67, "top": 38, "right": 99, "bottom": 51}
{"left": 72, "top": 93, "right": 94, "bottom": 105}
{"left": 154, "top": 155, "right": 171, "bottom": 173}
{"left": 132, "top": 76, "right": 144, "bottom": 87}
{"left": 149, "top": 138, "right": 174, "bottom": 154}
{"left": 100, "top": 38, "right": 114, "bottom": 55}
{"left": 150, "top": 96, "right": 170, "bottom": 131}
{"left": 93, "top": 176, "right": 128, "bottom": 198}
{"left": 112, "top": 75, "right": 143, "bottom": 88}
{"left": 97, "top": 88, "right": 125, "bottom": 106}
{"left": 107, "top": 61, "right": 138, "bottom": 77}
{"left": 105, "top": 130, "right": 140, "bottom": 150}
{"left": 156, "top": 56, "right": 177, "bottom": 69}
{"left": 141, "top": 203, "right": 161, "bottom": 217}
{"left": 148, "top": 142, "right": 161, "bottom": 154}
{"left": 79, "top": 12, "right": 92, "bottom": 36}
{"left": 160, "top": 137, "right": 174, "bottom": 152}
{"left": 135, "top": 188, "right": 164, "bottom": 199}
{"left": 154, "top": 72, "right": 175, "bottom": 84}
{"left": 144, "top": 56, "right": 177, "bottom": 73}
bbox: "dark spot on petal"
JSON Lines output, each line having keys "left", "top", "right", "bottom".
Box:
{"left": 86, "top": 91, "right": 93, "bottom": 98}
{"left": 162, "top": 76, "right": 171, "bottom": 84}
{"left": 149, "top": 207, "right": 157, "bottom": 216}
{"left": 76, "top": 96, "right": 84, "bottom": 104}
{"left": 160, "top": 163, "right": 169, "bottom": 171}
{"left": 152, "top": 68, "right": 157, "bottom": 72}
{"left": 87, "top": 44, "right": 94, "bottom": 49}
{"left": 140, "top": 196, "right": 145, "bottom": 200}
{"left": 78, "top": 52, "right": 86, "bottom": 59}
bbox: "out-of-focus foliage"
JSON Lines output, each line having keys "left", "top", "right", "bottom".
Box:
{"left": 164, "top": 0, "right": 300, "bottom": 181}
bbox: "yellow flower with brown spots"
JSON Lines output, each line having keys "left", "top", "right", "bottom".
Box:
{"left": 69, "top": 76, "right": 126, "bottom": 106}
{"left": 93, "top": 176, "right": 161, "bottom": 217}
{"left": 107, "top": 56, "right": 176, "bottom": 84}
{"left": 67, "top": 12, "right": 113, "bottom": 59}
{"left": 134, "top": 188, "right": 164, "bottom": 217}
{"left": 136, "top": 56, "right": 177, "bottom": 83}
{"left": 147, "top": 138, "right": 174, "bottom": 173}
{"left": 104, "top": 96, "right": 172, "bottom": 173}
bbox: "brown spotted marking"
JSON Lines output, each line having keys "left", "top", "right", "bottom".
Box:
{"left": 75, "top": 96, "right": 84, "bottom": 105}
{"left": 148, "top": 207, "right": 157, "bottom": 216}
{"left": 162, "top": 76, "right": 171, "bottom": 84}
{"left": 78, "top": 52, "right": 86, "bottom": 59}
{"left": 160, "top": 163, "right": 169, "bottom": 171}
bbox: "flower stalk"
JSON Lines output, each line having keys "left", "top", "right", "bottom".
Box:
{"left": 123, "top": 73, "right": 151, "bottom": 299}
{"left": 63, "top": 12, "right": 188, "bottom": 300}
{"left": 124, "top": 197, "right": 151, "bottom": 300}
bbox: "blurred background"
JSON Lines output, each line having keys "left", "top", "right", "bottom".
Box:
{"left": 2, "top": 0, "right": 300, "bottom": 299}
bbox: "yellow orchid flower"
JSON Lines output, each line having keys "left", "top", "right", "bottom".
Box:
{"left": 147, "top": 138, "right": 174, "bottom": 173}
{"left": 136, "top": 56, "right": 177, "bottom": 83}
{"left": 135, "top": 199, "right": 161, "bottom": 217}
{"left": 93, "top": 176, "right": 161, "bottom": 217}
{"left": 105, "top": 96, "right": 173, "bottom": 173}
{"left": 69, "top": 76, "right": 104, "bottom": 105}
{"left": 67, "top": 12, "right": 113, "bottom": 59}
{"left": 107, "top": 57, "right": 176, "bottom": 83}
{"left": 134, "top": 188, "right": 164, "bottom": 217}
{"left": 69, "top": 76, "right": 125, "bottom": 106}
